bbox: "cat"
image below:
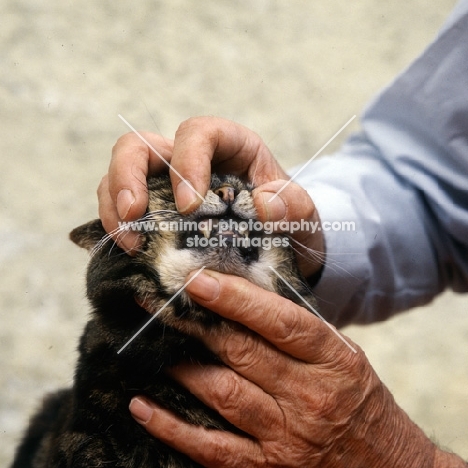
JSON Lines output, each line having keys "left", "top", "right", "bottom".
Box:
{"left": 11, "top": 174, "right": 318, "bottom": 468}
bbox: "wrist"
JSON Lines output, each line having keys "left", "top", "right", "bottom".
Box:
{"left": 359, "top": 382, "right": 467, "bottom": 468}
{"left": 433, "top": 446, "right": 467, "bottom": 467}
{"left": 377, "top": 386, "right": 467, "bottom": 467}
{"left": 334, "top": 378, "right": 437, "bottom": 468}
{"left": 378, "top": 387, "right": 436, "bottom": 468}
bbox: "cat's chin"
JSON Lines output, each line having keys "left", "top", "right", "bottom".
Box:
{"left": 134, "top": 291, "right": 225, "bottom": 333}
{"left": 155, "top": 242, "right": 283, "bottom": 300}
{"left": 135, "top": 296, "right": 233, "bottom": 337}
{"left": 161, "top": 313, "right": 235, "bottom": 338}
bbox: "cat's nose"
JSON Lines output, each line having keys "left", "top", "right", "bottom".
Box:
{"left": 214, "top": 186, "right": 236, "bottom": 204}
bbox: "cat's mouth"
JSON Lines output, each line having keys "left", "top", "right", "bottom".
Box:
{"left": 180, "top": 216, "right": 262, "bottom": 262}
{"left": 192, "top": 216, "right": 264, "bottom": 245}
{"left": 197, "top": 217, "right": 251, "bottom": 241}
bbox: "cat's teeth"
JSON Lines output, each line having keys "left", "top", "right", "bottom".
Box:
{"left": 238, "top": 226, "right": 249, "bottom": 238}
{"left": 198, "top": 220, "right": 212, "bottom": 238}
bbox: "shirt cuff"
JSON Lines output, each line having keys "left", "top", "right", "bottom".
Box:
{"left": 296, "top": 179, "right": 370, "bottom": 326}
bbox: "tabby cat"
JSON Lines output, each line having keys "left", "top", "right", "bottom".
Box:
{"left": 12, "top": 174, "right": 317, "bottom": 467}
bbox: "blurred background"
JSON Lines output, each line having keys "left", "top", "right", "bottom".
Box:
{"left": 1, "top": 0, "right": 466, "bottom": 464}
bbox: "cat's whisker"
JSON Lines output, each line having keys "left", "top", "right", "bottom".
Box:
{"left": 92, "top": 211, "right": 184, "bottom": 258}
{"left": 108, "top": 229, "right": 142, "bottom": 258}
{"left": 289, "top": 237, "right": 355, "bottom": 278}
{"left": 289, "top": 237, "right": 326, "bottom": 263}
{"left": 91, "top": 226, "right": 125, "bottom": 257}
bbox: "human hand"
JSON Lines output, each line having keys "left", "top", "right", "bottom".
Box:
{"left": 97, "top": 117, "right": 324, "bottom": 277}
{"left": 129, "top": 270, "right": 446, "bottom": 468}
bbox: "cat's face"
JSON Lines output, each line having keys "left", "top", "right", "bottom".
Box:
{"left": 144, "top": 174, "right": 293, "bottom": 297}
{"left": 71, "top": 174, "right": 303, "bottom": 329}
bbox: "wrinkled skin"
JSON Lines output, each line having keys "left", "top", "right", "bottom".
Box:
{"left": 99, "top": 117, "right": 465, "bottom": 467}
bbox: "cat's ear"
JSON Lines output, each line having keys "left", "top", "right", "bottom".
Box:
{"left": 69, "top": 219, "right": 106, "bottom": 251}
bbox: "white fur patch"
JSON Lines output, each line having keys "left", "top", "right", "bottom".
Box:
{"left": 244, "top": 248, "right": 278, "bottom": 292}
{"left": 157, "top": 242, "right": 281, "bottom": 296}
{"left": 157, "top": 247, "right": 204, "bottom": 294}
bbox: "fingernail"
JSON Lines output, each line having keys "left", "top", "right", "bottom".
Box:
{"left": 258, "top": 191, "right": 286, "bottom": 221}
{"left": 186, "top": 272, "right": 220, "bottom": 301}
{"left": 129, "top": 397, "right": 153, "bottom": 424}
{"left": 117, "top": 189, "right": 136, "bottom": 220}
{"left": 175, "top": 180, "right": 198, "bottom": 213}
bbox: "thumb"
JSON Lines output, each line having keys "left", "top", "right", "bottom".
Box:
{"left": 252, "top": 180, "right": 316, "bottom": 225}
{"left": 252, "top": 180, "right": 324, "bottom": 279}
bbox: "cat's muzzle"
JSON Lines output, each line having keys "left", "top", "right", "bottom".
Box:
{"left": 182, "top": 216, "right": 262, "bottom": 262}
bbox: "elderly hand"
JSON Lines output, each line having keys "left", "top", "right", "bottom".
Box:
{"left": 126, "top": 270, "right": 457, "bottom": 467}
{"left": 97, "top": 117, "right": 324, "bottom": 278}
{"left": 100, "top": 118, "right": 464, "bottom": 467}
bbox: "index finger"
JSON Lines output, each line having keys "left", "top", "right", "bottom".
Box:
{"left": 185, "top": 270, "right": 355, "bottom": 363}
{"left": 169, "top": 117, "right": 288, "bottom": 213}
{"left": 108, "top": 131, "right": 174, "bottom": 221}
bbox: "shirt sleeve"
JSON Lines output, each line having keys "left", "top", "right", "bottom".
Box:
{"left": 293, "top": 0, "right": 468, "bottom": 327}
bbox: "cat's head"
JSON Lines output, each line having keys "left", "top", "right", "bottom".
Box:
{"left": 70, "top": 174, "right": 304, "bottom": 329}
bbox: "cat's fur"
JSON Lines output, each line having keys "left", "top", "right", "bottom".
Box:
{"left": 12, "top": 174, "right": 317, "bottom": 468}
